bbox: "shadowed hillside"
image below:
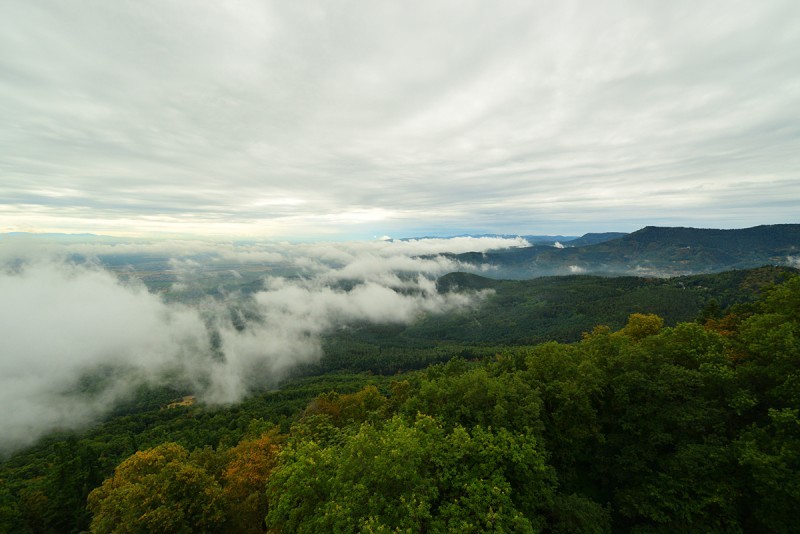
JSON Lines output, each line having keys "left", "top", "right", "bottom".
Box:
{"left": 457, "top": 224, "right": 800, "bottom": 278}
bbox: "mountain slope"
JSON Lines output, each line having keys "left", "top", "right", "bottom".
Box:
{"left": 310, "top": 265, "right": 798, "bottom": 375}
{"left": 456, "top": 224, "right": 800, "bottom": 278}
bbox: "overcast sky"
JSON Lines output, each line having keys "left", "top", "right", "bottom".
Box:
{"left": 1, "top": 0, "right": 799, "bottom": 239}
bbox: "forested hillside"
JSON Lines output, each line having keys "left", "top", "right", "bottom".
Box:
{"left": 1, "top": 269, "right": 798, "bottom": 532}
{"left": 456, "top": 224, "right": 800, "bottom": 278}
{"left": 311, "top": 266, "right": 796, "bottom": 374}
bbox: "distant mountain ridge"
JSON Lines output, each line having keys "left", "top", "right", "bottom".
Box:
{"left": 622, "top": 225, "right": 800, "bottom": 250}
{"left": 565, "top": 232, "right": 629, "bottom": 247}
{"left": 455, "top": 224, "right": 800, "bottom": 279}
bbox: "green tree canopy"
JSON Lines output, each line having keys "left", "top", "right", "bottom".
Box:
{"left": 266, "top": 415, "right": 555, "bottom": 533}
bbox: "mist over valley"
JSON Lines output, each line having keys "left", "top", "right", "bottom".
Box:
{"left": 0, "top": 234, "right": 522, "bottom": 452}
{"left": 2, "top": 224, "right": 798, "bottom": 453}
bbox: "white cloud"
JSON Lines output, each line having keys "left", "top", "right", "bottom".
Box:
{"left": 0, "top": 260, "right": 210, "bottom": 452}
{"left": 0, "top": 235, "right": 501, "bottom": 452}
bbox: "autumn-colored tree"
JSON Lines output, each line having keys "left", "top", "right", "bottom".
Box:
{"left": 221, "top": 431, "right": 282, "bottom": 533}
{"left": 619, "top": 313, "right": 663, "bottom": 341}
{"left": 303, "top": 385, "right": 387, "bottom": 427}
{"left": 87, "top": 442, "right": 227, "bottom": 533}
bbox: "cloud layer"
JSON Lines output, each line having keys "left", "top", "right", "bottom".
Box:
{"left": 0, "top": 236, "right": 508, "bottom": 453}
{"left": 1, "top": 1, "right": 799, "bottom": 237}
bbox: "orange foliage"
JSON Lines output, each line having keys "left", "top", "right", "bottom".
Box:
{"left": 221, "top": 431, "right": 283, "bottom": 533}
{"left": 704, "top": 313, "right": 743, "bottom": 338}
{"left": 304, "top": 385, "right": 387, "bottom": 426}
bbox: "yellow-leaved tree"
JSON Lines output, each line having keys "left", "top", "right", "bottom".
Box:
{"left": 87, "top": 442, "right": 227, "bottom": 533}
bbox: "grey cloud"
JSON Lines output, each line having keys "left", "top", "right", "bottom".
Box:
{"left": 1, "top": 1, "right": 799, "bottom": 237}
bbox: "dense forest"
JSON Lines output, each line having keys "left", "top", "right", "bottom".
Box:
{"left": 1, "top": 268, "right": 799, "bottom": 532}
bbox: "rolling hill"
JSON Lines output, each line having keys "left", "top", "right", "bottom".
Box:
{"left": 456, "top": 224, "right": 800, "bottom": 278}
{"left": 309, "top": 265, "right": 798, "bottom": 375}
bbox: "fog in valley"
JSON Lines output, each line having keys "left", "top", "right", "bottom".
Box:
{"left": 0, "top": 235, "right": 527, "bottom": 453}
